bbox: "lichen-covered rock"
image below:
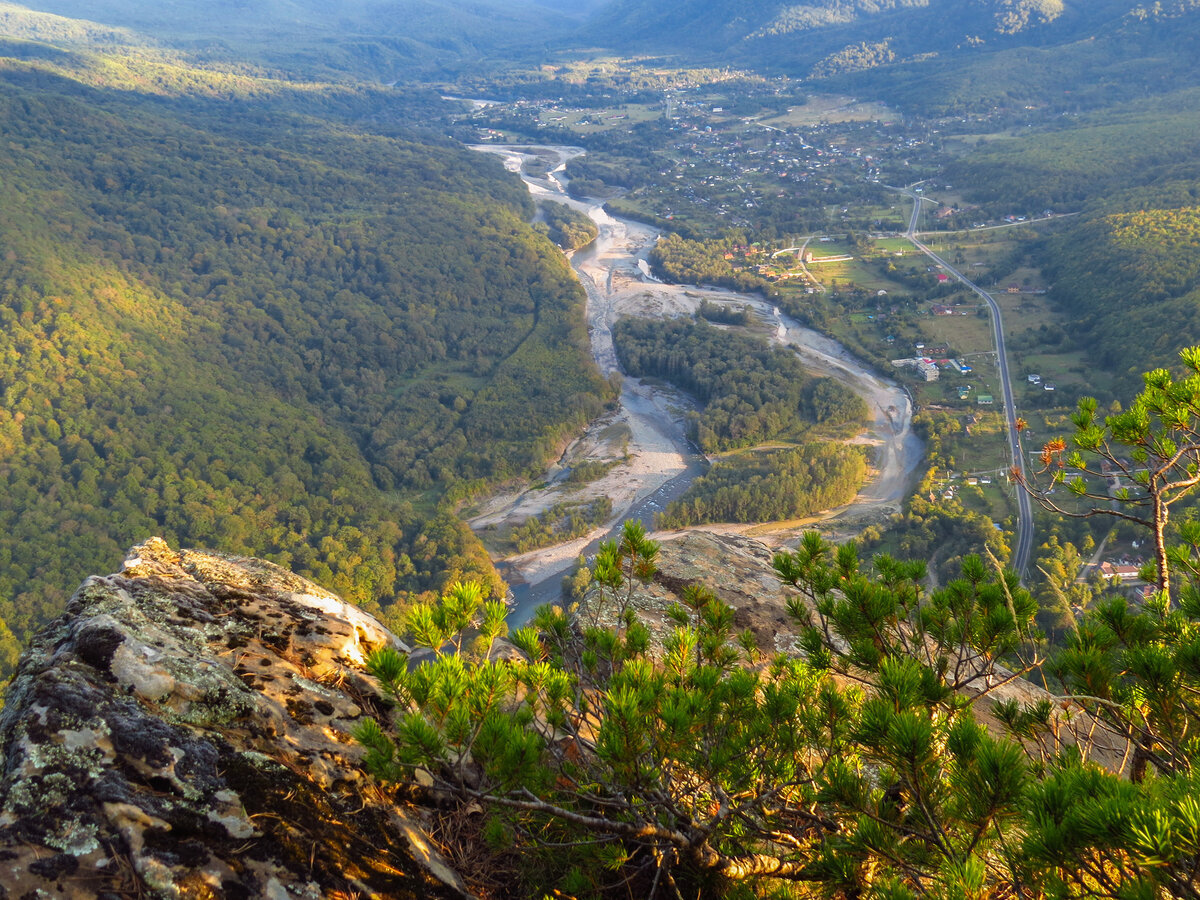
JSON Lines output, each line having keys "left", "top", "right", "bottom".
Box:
{"left": 0, "top": 537, "right": 470, "bottom": 899}
{"left": 581, "top": 530, "right": 810, "bottom": 656}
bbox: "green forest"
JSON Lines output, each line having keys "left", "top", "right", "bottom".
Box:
{"left": 612, "top": 316, "right": 868, "bottom": 452}
{"left": 1041, "top": 205, "right": 1200, "bottom": 390}
{"left": 504, "top": 497, "right": 615, "bottom": 554}
{"left": 943, "top": 90, "right": 1200, "bottom": 212}
{"left": 657, "top": 445, "right": 867, "bottom": 527}
{"left": 540, "top": 201, "right": 599, "bottom": 252}
{"left": 650, "top": 233, "right": 770, "bottom": 295}
{"left": 0, "top": 54, "right": 610, "bottom": 675}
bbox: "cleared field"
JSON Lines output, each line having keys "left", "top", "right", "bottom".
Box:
{"left": 873, "top": 237, "right": 917, "bottom": 253}
{"left": 996, "top": 292, "right": 1058, "bottom": 331}
{"left": 922, "top": 305, "right": 993, "bottom": 352}
{"left": 938, "top": 408, "right": 1013, "bottom": 476}
{"left": 538, "top": 103, "right": 660, "bottom": 132}
{"left": 803, "top": 239, "right": 907, "bottom": 292}
{"left": 760, "top": 94, "right": 893, "bottom": 126}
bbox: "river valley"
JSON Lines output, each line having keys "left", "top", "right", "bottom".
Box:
{"left": 469, "top": 145, "right": 923, "bottom": 623}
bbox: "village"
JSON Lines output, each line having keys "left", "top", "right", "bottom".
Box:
{"left": 459, "top": 75, "right": 1146, "bottom": 604}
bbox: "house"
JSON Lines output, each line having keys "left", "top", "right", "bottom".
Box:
{"left": 1044, "top": 382, "right": 1056, "bottom": 391}
{"left": 1027, "top": 374, "right": 1041, "bottom": 384}
{"left": 1099, "top": 562, "right": 1143, "bottom": 582}
{"left": 978, "top": 394, "right": 994, "bottom": 404}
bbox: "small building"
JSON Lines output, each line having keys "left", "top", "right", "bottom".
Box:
{"left": 978, "top": 394, "right": 994, "bottom": 404}
{"left": 1044, "top": 382, "right": 1056, "bottom": 391}
{"left": 1027, "top": 374, "right": 1041, "bottom": 384}
{"left": 1099, "top": 562, "right": 1143, "bottom": 583}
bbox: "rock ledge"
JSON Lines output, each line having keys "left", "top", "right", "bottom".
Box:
{"left": 0, "top": 537, "right": 466, "bottom": 899}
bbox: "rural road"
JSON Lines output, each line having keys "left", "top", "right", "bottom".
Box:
{"left": 902, "top": 186, "right": 1035, "bottom": 579}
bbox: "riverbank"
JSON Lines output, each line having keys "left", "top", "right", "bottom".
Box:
{"left": 467, "top": 144, "right": 922, "bottom": 596}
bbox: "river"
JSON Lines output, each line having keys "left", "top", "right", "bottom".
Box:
{"left": 470, "top": 144, "right": 923, "bottom": 624}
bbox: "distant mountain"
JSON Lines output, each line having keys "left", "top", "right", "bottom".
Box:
{"left": 6, "top": 0, "right": 577, "bottom": 78}
{"left": 12, "top": 0, "right": 573, "bottom": 38}
{"left": 581, "top": 0, "right": 1160, "bottom": 76}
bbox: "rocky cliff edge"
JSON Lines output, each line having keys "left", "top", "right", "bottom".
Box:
{"left": 0, "top": 537, "right": 467, "bottom": 900}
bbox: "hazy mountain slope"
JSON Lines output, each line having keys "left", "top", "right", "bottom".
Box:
{"left": 5, "top": 0, "right": 574, "bottom": 79}
{"left": 826, "top": 1, "right": 1200, "bottom": 111}
{"left": 582, "top": 0, "right": 1153, "bottom": 78}
{"left": 12, "top": 0, "right": 569, "bottom": 40}
{"left": 0, "top": 44, "right": 608, "bottom": 673}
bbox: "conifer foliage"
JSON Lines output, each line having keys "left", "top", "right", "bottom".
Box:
{"left": 358, "top": 356, "right": 1200, "bottom": 897}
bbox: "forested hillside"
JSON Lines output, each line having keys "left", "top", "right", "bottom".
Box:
{"left": 943, "top": 90, "right": 1200, "bottom": 210}
{"left": 1042, "top": 206, "right": 1200, "bottom": 386}
{"left": 8, "top": 0, "right": 577, "bottom": 80}
{"left": 0, "top": 49, "right": 609, "bottom": 673}
{"left": 940, "top": 88, "right": 1200, "bottom": 394}
{"left": 586, "top": 0, "right": 1143, "bottom": 75}
{"left": 588, "top": 0, "right": 1077, "bottom": 50}
{"left": 579, "top": 0, "right": 1200, "bottom": 115}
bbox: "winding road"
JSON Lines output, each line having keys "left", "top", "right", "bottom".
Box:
{"left": 901, "top": 186, "right": 1034, "bottom": 579}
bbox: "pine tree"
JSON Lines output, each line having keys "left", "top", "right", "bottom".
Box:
{"left": 354, "top": 356, "right": 1200, "bottom": 898}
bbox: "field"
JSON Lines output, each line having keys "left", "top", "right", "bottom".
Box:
{"left": 760, "top": 94, "right": 894, "bottom": 127}
{"left": 800, "top": 239, "right": 907, "bottom": 293}
{"left": 538, "top": 103, "right": 661, "bottom": 132}
{"left": 872, "top": 237, "right": 916, "bottom": 253}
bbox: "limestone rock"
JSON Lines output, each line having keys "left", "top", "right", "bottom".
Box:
{"left": 0, "top": 537, "right": 469, "bottom": 899}
{"left": 581, "top": 530, "right": 811, "bottom": 656}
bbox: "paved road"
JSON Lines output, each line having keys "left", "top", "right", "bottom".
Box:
{"left": 901, "top": 186, "right": 1035, "bottom": 580}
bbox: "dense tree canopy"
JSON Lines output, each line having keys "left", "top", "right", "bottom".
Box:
{"left": 657, "top": 445, "right": 867, "bottom": 527}
{"left": 613, "top": 316, "right": 868, "bottom": 452}
{"left": 0, "top": 55, "right": 611, "bottom": 675}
